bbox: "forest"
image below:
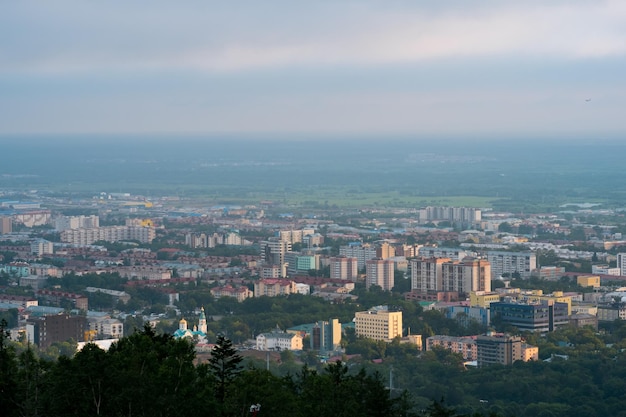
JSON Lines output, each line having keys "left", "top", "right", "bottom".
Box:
{"left": 4, "top": 317, "right": 626, "bottom": 417}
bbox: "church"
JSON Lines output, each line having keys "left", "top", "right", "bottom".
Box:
{"left": 173, "top": 307, "right": 208, "bottom": 342}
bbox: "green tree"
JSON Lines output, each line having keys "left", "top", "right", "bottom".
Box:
{"left": 207, "top": 334, "right": 243, "bottom": 413}
{"left": 0, "top": 319, "right": 19, "bottom": 417}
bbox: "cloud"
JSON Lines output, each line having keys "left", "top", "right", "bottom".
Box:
{"left": 1, "top": 1, "right": 625, "bottom": 75}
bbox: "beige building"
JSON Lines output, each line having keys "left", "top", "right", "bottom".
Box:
{"left": 354, "top": 306, "right": 402, "bottom": 342}
{"left": 412, "top": 257, "right": 490, "bottom": 295}
{"left": 476, "top": 333, "right": 522, "bottom": 367}
{"left": 365, "top": 259, "right": 395, "bottom": 291}
{"left": 256, "top": 328, "right": 303, "bottom": 351}
{"left": 426, "top": 335, "right": 477, "bottom": 360}
{"left": 0, "top": 216, "right": 12, "bottom": 234}
{"left": 330, "top": 257, "right": 358, "bottom": 281}
{"left": 210, "top": 285, "right": 253, "bottom": 302}
{"left": 254, "top": 278, "right": 297, "bottom": 297}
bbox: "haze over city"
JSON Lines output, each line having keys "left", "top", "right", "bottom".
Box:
{"left": 1, "top": 1, "right": 626, "bottom": 138}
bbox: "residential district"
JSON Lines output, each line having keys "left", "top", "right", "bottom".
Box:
{"left": 2, "top": 192, "right": 626, "bottom": 368}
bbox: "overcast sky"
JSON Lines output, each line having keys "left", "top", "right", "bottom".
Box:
{"left": 1, "top": 1, "right": 625, "bottom": 138}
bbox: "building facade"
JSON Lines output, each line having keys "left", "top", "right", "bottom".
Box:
{"left": 476, "top": 333, "right": 522, "bottom": 367}
{"left": 365, "top": 259, "right": 395, "bottom": 291}
{"left": 26, "top": 313, "right": 87, "bottom": 349}
{"left": 490, "top": 300, "right": 569, "bottom": 332}
{"left": 486, "top": 251, "right": 536, "bottom": 280}
{"left": 354, "top": 306, "right": 402, "bottom": 342}
{"left": 330, "top": 257, "right": 358, "bottom": 281}
{"left": 254, "top": 279, "right": 297, "bottom": 297}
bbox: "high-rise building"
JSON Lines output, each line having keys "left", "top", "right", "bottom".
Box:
{"left": 339, "top": 243, "right": 377, "bottom": 269}
{"left": 441, "top": 257, "right": 491, "bottom": 294}
{"left": 486, "top": 251, "right": 536, "bottom": 280}
{"left": 617, "top": 253, "right": 626, "bottom": 276}
{"left": 311, "top": 319, "right": 342, "bottom": 353}
{"left": 411, "top": 257, "right": 451, "bottom": 293}
{"left": 354, "top": 306, "right": 402, "bottom": 342}
{"left": 330, "top": 257, "right": 358, "bottom": 281}
{"left": 260, "top": 239, "right": 291, "bottom": 267}
{"left": 0, "top": 216, "right": 12, "bottom": 234}
{"left": 365, "top": 259, "right": 395, "bottom": 291}
{"left": 55, "top": 215, "right": 99, "bottom": 231}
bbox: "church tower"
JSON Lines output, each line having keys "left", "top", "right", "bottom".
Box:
{"left": 198, "top": 307, "right": 208, "bottom": 334}
{"left": 179, "top": 318, "right": 188, "bottom": 331}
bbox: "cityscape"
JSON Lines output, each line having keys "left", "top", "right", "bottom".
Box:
{"left": 2, "top": 1, "right": 626, "bottom": 416}
{"left": 2, "top": 157, "right": 626, "bottom": 416}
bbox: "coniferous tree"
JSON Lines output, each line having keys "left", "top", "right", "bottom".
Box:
{"left": 208, "top": 335, "right": 243, "bottom": 410}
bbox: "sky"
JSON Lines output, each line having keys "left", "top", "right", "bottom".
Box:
{"left": 1, "top": 1, "right": 625, "bottom": 138}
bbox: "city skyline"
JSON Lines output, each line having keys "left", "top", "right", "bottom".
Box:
{"left": 1, "top": 1, "right": 625, "bottom": 138}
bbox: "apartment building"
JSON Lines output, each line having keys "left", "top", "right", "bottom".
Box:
{"left": 0, "top": 216, "right": 12, "bottom": 234}
{"left": 618, "top": 253, "right": 626, "bottom": 276}
{"left": 26, "top": 313, "right": 87, "bottom": 349}
{"left": 60, "top": 225, "right": 156, "bottom": 245}
{"left": 354, "top": 306, "right": 402, "bottom": 342}
{"left": 365, "top": 259, "right": 395, "bottom": 291}
{"left": 339, "top": 243, "right": 377, "bottom": 269}
{"left": 411, "top": 257, "right": 490, "bottom": 295}
{"left": 476, "top": 333, "right": 532, "bottom": 367}
{"left": 210, "top": 285, "right": 253, "bottom": 302}
{"left": 418, "top": 206, "right": 481, "bottom": 224}
{"left": 254, "top": 278, "right": 297, "bottom": 297}
{"left": 486, "top": 251, "right": 536, "bottom": 280}
{"left": 256, "top": 328, "right": 303, "bottom": 351}
{"left": 55, "top": 215, "right": 99, "bottom": 231}
{"left": 426, "top": 335, "right": 478, "bottom": 360}
{"left": 330, "top": 257, "right": 358, "bottom": 281}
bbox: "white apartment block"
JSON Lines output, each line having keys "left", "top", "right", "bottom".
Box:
{"left": 30, "top": 239, "right": 54, "bottom": 256}
{"left": 60, "top": 225, "right": 156, "bottom": 245}
{"left": 354, "top": 307, "right": 403, "bottom": 342}
{"left": 278, "top": 228, "right": 315, "bottom": 244}
{"left": 330, "top": 257, "right": 358, "bottom": 281}
{"left": 592, "top": 265, "right": 621, "bottom": 276}
{"left": 418, "top": 206, "right": 481, "bottom": 224}
{"left": 90, "top": 318, "right": 124, "bottom": 339}
{"left": 486, "top": 251, "right": 536, "bottom": 280}
{"left": 339, "top": 244, "right": 377, "bottom": 269}
{"left": 55, "top": 215, "right": 99, "bottom": 231}
{"left": 365, "top": 259, "right": 395, "bottom": 291}
{"left": 256, "top": 329, "right": 303, "bottom": 351}
{"left": 418, "top": 247, "right": 472, "bottom": 261}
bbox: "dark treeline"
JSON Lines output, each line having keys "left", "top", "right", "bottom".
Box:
{"left": 4, "top": 318, "right": 626, "bottom": 417}
{"left": 0, "top": 321, "right": 452, "bottom": 417}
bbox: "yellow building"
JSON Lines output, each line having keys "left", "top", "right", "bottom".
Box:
{"left": 577, "top": 275, "right": 601, "bottom": 288}
{"left": 470, "top": 291, "right": 501, "bottom": 308}
{"left": 522, "top": 343, "right": 539, "bottom": 361}
{"left": 355, "top": 307, "right": 402, "bottom": 342}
